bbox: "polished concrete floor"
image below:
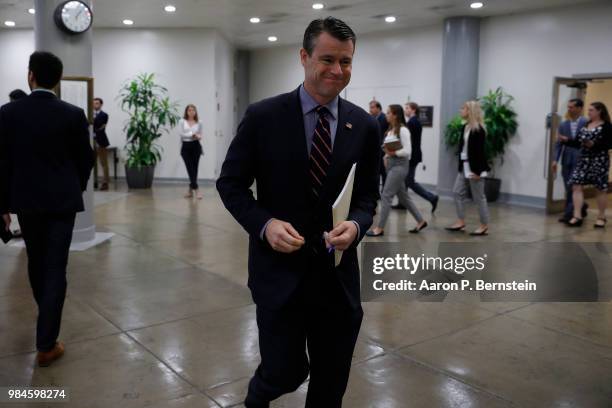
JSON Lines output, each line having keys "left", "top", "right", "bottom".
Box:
{"left": 1, "top": 182, "right": 611, "bottom": 408}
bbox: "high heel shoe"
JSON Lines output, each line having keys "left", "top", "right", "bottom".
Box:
{"left": 594, "top": 218, "right": 607, "bottom": 228}
{"left": 365, "top": 229, "right": 384, "bottom": 237}
{"left": 409, "top": 221, "right": 428, "bottom": 233}
{"left": 445, "top": 225, "right": 465, "bottom": 232}
{"left": 566, "top": 217, "right": 583, "bottom": 227}
{"left": 470, "top": 227, "right": 489, "bottom": 236}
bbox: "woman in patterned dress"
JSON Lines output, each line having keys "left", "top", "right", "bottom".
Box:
{"left": 560, "top": 102, "right": 612, "bottom": 228}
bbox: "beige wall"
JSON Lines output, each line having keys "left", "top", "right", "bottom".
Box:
{"left": 583, "top": 79, "right": 612, "bottom": 181}
{"left": 584, "top": 79, "right": 612, "bottom": 111}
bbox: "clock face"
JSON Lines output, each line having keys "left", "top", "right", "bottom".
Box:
{"left": 56, "top": 1, "right": 92, "bottom": 34}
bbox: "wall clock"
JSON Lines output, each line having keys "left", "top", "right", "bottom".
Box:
{"left": 54, "top": 1, "right": 93, "bottom": 35}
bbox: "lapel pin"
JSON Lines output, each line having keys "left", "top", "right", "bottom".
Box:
{"left": 345, "top": 122, "right": 352, "bottom": 129}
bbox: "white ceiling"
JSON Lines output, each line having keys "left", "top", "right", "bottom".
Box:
{"left": 0, "top": 0, "right": 603, "bottom": 49}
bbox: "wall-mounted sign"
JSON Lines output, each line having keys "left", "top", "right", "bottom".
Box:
{"left": 418, "top": 106, "right": 434, "bottom": 127}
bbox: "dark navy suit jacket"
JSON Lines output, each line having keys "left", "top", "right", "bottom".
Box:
{"left": 0, "top": 91, "right": 93, "bottom": 214}
{"left": 216, "top": 86, "right": 380, "bottom": 310}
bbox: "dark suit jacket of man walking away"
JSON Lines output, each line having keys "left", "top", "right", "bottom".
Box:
{"left": 217, "top": 17, "right": 380, "bottom": 408}
{"left": 0, "top": 51, "right": 94, "bottom": 367}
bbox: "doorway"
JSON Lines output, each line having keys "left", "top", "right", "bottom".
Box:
{"left": 545, "top": 74, "right": 612, "bottom": 214}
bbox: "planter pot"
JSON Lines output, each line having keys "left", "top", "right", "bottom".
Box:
{"left": 125, "top": 165, "right": 155, "bottom": 189}
{"left": 484, "top": 177, "right": 501, "bottom": 202}
{"left": 465, "top": 177, "right": 502, "bottom": 202}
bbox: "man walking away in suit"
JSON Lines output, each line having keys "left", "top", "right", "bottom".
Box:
{"left": 393, "top": 102, "right": 439, "bottom": 213}
{"left": 0, "top": 51, "right": 94, "bottom": 367}
{"left": 369, "top": 99, "right": 388, "bottom": 188}
{"left": 217, "top": 17, "right": 380, "bottom": 408}
{"left": 93, "top": 97, "right": 110, "bottom": 191}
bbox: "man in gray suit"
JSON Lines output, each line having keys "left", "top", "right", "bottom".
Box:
{"left": 552, "top": 98, "right": 588, "bottom": 223}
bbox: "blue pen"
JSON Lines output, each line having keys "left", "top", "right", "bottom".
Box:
{"left": 323, "top": 232, "right": 335, "bottom": 253}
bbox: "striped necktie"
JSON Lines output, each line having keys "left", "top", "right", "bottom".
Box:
{"left": 309, "top": 105, "right": 332, "bottom": 198}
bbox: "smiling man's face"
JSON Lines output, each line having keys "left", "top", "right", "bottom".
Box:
{"left": 300, "top": 31, "right": 354, "bottom": 105}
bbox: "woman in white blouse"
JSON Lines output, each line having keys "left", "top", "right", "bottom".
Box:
{"left": 366, "top": 104, "right": 426, "bottom": 236}
{"left": 179, "top": 104, "right": 203, "bottom": 199}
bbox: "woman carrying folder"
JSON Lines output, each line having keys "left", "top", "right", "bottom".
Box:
{"left": 366, "top": 105, "right": 427, "bottom": 237}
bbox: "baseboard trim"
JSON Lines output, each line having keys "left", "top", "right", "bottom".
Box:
{"left": 423, "top": 183, "right": 546, "bottom": 210}
{"left": 115, "top": 177, "right": 547, "bottom": 210}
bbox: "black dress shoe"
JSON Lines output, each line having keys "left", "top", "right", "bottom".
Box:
{"left": 391, "top": 204, "right": 406, "bottom": 210}
{"left": 366, "top": 230, "right": 384, "bottom": 237}
{"left": 566, "top": 217, "right": 583, "bottom": 227}
{"left": 558, "top": 217, "right": 570, "bottom": 224}
{"left": 409, "top": 221, "right": 428, "bottom": 233}
{"left": 431, "top": 196, "right": 439, "bottom": 214}
{"left": 445, "top": 225, "right": 466, "bottom": 232}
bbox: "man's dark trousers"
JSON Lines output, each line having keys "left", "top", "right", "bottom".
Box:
{"left": 405, "top": 163, "right": 436, "bottom": 204}
{"left": 17, "top": 212, "right": 76, "bottom": 352}
{"left": 245, "top": 252, "right": 363, "bottom": 408}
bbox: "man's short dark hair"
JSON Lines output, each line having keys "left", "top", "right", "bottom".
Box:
{"left": 28, "top": 51, "right": 63, "bottom": 89}
{"left": 9, "top": 89, "right": 28, "bottom": 101}
{"left": 94, "top": 97, "right": 104, "bottom": 105}
{"left": 303, "top": 17, "right": 356, "bottom": 56}
{"left": 407, "top": 102, "right": 420, "bottom": 115}
{"left": 569, "top": 98, "right": 584, "bottom": 108}
{"left": 370, "top": 100, "right": 382, "bottom": 110}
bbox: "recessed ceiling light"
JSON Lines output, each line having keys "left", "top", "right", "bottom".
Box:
{"left": 4, "top": 21, "right": 16, "bottom": 27}
{"left": 164, "top": 5, "right": 176, "bottom": 13}
{"left": 470, "top": 2, "right": 484, "bottom": 9}
{"left": 268, "top": 36, "right": 278, "bottom": 42}
{"left": 312, "top": 3, "right": 324, "bottom": 10}
{"left": 28, "top": 8, "right": 35, "bottom": 15}
{"left": 250, "top": 17, "right": 261, "bottom": 24}
{"left": 122, "top": 19, "right": 134, "bottom": 26}
{"left": 385, "top": 16, "right": 396, "bottom": 23}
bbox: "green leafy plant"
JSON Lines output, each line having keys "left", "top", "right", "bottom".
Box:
{"left": 480, "top": 87, "right": 518, "bottom": 166}
{"left": 444, "top": 87, "right": 518, "bottom": 169}
{"left": 443, "top": 115, "right": 466, "bottom": 149}
{"left": 118, "top": 73, "right": 180, "bottom": 169}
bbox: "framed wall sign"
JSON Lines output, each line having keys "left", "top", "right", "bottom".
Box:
{"left": 418, "top": 105, "right": 434, "bottom": 127}
{"left": 56, "top": 76, "right": 94, "bottom": 122}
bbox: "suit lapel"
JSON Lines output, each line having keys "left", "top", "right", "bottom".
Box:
{"left": 283, "top": 87, "right": 311, "bottom": 198}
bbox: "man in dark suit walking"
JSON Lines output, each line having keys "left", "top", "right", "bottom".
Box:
{"left": 0, "top": 51, "right": 94, "bottom": 367}
{"left": 369, "top": 100, "right": 388, "bottom": 188}
{"left": 393, "top": 102, "right": 439, "bottom": 213}
{"left": 217, "top": 17, "right": 380, "bottom": 408}
{"left": 93, "top": 97, "right": 110, "bottom": 191}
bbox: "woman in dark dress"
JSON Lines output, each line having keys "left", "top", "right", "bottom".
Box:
{"left": 561, "top": 102, "right": 612, "bottom": 228}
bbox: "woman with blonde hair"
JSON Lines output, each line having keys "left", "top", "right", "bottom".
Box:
{"left": 179, "top": 104, "right": 204, "bottom": 199}
{"left": 366, "top": 104, "right": 426, "bottom": 236}
{"left": 446, "top": 100, "right": 490, "bottom": 235}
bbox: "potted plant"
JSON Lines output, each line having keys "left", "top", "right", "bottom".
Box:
{"left": 118, "top": 73, "right": 180, "bottom": 189}
{"left": 444, "top": 87, "right": 518, "bottom": 202}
